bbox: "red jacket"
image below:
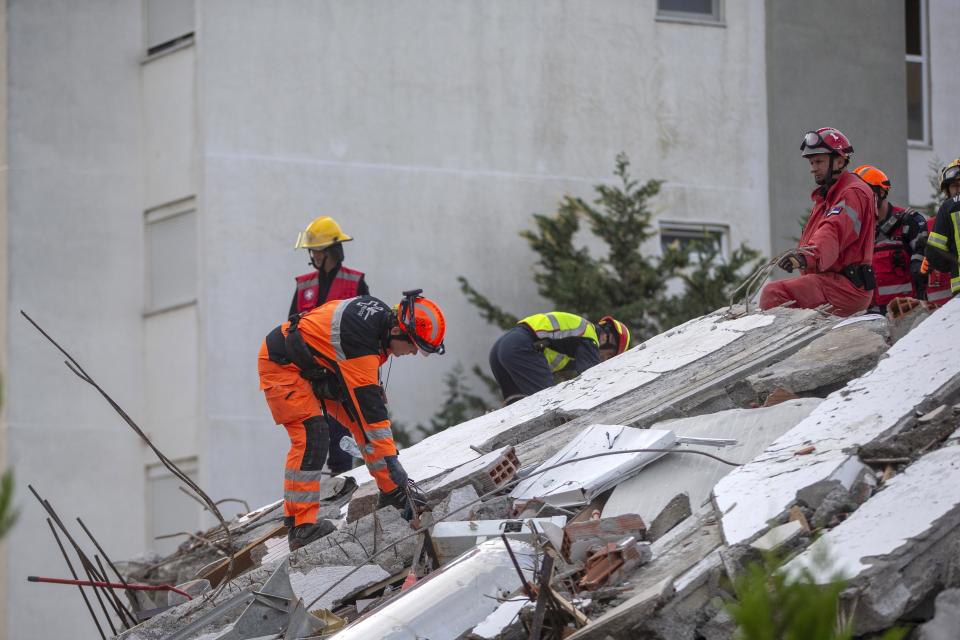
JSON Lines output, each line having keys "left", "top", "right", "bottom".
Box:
{"left": 800, "top": 171, "right": 876, "bottom": 276}
{"left": 294, "top": 265, "right": 365, "bottom": 313}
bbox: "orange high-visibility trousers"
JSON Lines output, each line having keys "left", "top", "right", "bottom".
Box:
{"left": 258, "top": 342, "right": 328, "bottom": 527}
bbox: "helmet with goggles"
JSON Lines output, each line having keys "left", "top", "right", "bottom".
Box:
{"left": 940, "top": 159, "right": 960, "bottom": 194}
{"left": 394, "top": 289, "right": 446, "bottom": 355}
{"left": 800, "top": 127, "right": 854, "bottom": 159}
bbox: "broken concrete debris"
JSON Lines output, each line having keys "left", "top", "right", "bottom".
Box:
{"left": 117, "top": 301, "right": 960, "bottom": 639}
{"left": 784, "top": 444, "right": 960, "bottom": 635}
{"left": 714, "top": 299, "right": 960, "bottom": 547}
{"left": 511, "top": 425, "right": 676, "bottom": 509}
{"left": 601, "top": 399, "right": 821, "bottom": 536}
{"left": 332, "top": 539, "right": 537, "bottom": 640}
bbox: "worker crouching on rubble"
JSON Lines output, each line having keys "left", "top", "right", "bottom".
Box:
{"left": 258, "top": 289, "right": 446, "bottom": 550}
{"left": 489, "top": 312, "right": 630, "bottom": 406}
{"left": 759, "top": 127, "right": 877, "bottom": 316}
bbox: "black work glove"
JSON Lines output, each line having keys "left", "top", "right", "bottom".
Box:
{"left": 384, "top": 455, "right": 408, "bottom": 488}
{"left": 377, "top": 485, "right": 428, "bottom": 522}
{"left": 778, "top": 251, "right": 807, "bottom": 273}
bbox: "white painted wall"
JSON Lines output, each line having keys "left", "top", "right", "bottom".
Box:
{"left": 907, "top": 0, "right": 960, "bottom": 208}
{"left": 194, "top": 0, "right": 769, "bottom": 510}
{"left": 3, "top": 2, "right": 146, "bottom": 639}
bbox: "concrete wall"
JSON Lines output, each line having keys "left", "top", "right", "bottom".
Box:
{"left": 765, "top": 0, "right": 908, "bottom": 253}
{"left": 3, "top": 2, "right": 146, "bottom": 638}
{"left": 907, "top": 0, "right": 960, "bottom": 209}
{"left": 195, "top": 0, "right": 770, "bottom": 510}
{"left": 0, "top": 0, "right": 7, "bottom": 630}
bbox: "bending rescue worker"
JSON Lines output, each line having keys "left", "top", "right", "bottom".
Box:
{"left": 760, "top": 127, "right": 877, "bottom": 316}
{"left": 489, "top": 311, "right": 630, "bottom": 405}
{"left": 258, "top": 289, "right": 446, "bottom": 549}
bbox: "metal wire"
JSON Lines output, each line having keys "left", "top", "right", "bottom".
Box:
{"left": 728, "top": 245, "right": 816, "bottom": 313}
{"left": 305, "top": 445, "right": 744, "bottom": 610}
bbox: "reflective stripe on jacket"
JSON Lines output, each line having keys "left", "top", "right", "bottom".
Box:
{"left": 519, "top": 312, "right": 598, "bottom": 372}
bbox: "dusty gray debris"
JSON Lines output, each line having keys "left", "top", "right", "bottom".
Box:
{"left": 749, "top": 520, "right": 804, "bottom": 553}
{"left": 472, "top": 495, "right": 514, "bottom": 520}
{"left": 809, "top": 486, "right": 859, "bottom": 529}
{"left": 784, "top": 445, "right": 960, "bottom": 635}
{"left": 434, "top": 484, "right": 481, "bottom": 522}
{"left": 647, "top": 493, "right": 692, "bottom": 542}
{"left": 917, "top": 589, "right": 960, "bottom": 640}
{"left": 858, "top": 403, "right": 960, "bottom": 460}
{"left": 116, "top": 507, "right": 415, "bottom": 640}
{"left": 718, "top": 544, "right": 759, "bottom": 583}
{"left": 698, "top": 607, "right": 736, "bottom": 640}
{"left": 888, "top": 303, "right": 931, "bottom": 344}
{"left": 735, "top": 323, "right": 888, "bottom": 402}
{"left": 168, "top": 578, "right": 211, "bottom": 607}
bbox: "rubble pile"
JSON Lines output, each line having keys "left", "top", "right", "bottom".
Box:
{"left": 115, "top": 300, "right": 960, "bottom": 639}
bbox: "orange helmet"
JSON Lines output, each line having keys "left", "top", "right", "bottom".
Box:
{"left": 598, "top": 316, "right": 631, "bottom": 355}
{"left": 396, "top": 289, "right": 446, "bottom": 355}
{"left": 853, "top": 165, "right": 891, "bottom": 196}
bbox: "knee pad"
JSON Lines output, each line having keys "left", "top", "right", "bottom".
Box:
{"left": 302, "top": 416, "right": 330, "bottom": 471}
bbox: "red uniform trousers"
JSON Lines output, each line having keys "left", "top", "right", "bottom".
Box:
{"left": 760, "top": 272, "right": 873, "bottom": 317}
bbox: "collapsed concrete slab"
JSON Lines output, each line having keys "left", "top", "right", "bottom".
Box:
{"left": 731, "top": 322, "right": 889, "bottom": 402}
{"left": 601, "top": 399, "right": 822, "bottom": 535}
{"left": 784, "top": 445, "right": 960, "bottom": 634}
{"left": 511, "top": 425, "right": 676, "bottom": 508}
{"left": 713, "top": 298, "right": 960, "bottom": 546}
{"left": 345, "top": 308, "right": 835, "bottom": 493}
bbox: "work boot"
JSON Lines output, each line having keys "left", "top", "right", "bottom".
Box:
{"left": 287, "top": 520, "right": 336, "bottom": 551}
{"left": 377, "top": 485, "right": 429, "bottom": 522}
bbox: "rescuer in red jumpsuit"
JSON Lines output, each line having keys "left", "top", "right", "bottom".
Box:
{"left": 760, "top": 128, "right": 877, "bottom": 316}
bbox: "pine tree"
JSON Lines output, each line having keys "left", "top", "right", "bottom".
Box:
{"left": 459, "top": 152, "right": 764, "bottom": 342}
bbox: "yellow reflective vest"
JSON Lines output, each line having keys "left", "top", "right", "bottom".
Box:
{"left": 926, "top": 194, "right": 960, "bottom": 295}
{"left": 519, "top": 312, "right": 598, "bottom": 372}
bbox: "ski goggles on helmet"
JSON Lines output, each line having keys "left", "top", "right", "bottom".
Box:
{"left": 944, "top": 164, "right": 960, "bottom": 184}
{"left": 800, "top": 131, "right": 834, "bottom": 156}
{"left": 397, "top": 289, "right": 446, "bottom": 355}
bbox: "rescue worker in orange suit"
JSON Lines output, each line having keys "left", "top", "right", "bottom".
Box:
{"left": 489, "top": 312, "right": 630, "bottom": 405}
{"left": 923, "top": 158, "right": 960, "bottom": 305}
{"left": 259, "top": 289, "right": 446, "bottom": 549}
{"left": 852, "top": 165, "right": 928, "bottom": 314}
{"left": 289, "top": 216, "right": 370, "bottom": 478}
{"left": 759, "top": 128, "right": 877, "bottom": 316}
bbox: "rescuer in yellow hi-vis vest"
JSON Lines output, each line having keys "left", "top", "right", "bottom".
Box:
{"left": 488, "top": 311, "right": 631, "bottom": 405}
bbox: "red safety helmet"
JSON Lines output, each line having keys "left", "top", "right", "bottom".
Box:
{"left": 598, "top": 316, "right": 631, "bottom": 355}
{"left": 852, "top": 165, "right": 891, "bottom": 196}
{"left": 801, "top": 127, "right": 854, "bottom": 159}
{"left": 396, "top": 289, "right": 446, "bottom": 355}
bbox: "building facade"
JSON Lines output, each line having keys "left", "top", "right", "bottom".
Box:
{"left": 0, "top": 2, "right": 956, "bottom": 637}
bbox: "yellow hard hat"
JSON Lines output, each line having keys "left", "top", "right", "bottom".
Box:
{"left": 294, "top": 216, "right": 354, "bottom": 250}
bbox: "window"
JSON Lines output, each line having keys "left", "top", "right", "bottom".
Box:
{"left": 660, "top": 222, "right": 729, "bottom": 263}
{"left": 905, "top": 0, "right": 929, "bottom": 144}
{"left": 145, "top": 198, "right": 197, "bottom": 314}
{"left": 146, "top": 460, "right": 201, "bottom": 556}
{"left": 657, "top": 0, "right": 722, "bottom": 22}
{"left": 145, "top": 0, "right": 194, "bottom": 56}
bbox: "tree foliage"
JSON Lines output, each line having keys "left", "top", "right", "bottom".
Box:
{"left": 726, "top": 551, "right": 906, "bottom": 640}
{"left": 460, "top": 152, "right": 765, "bottom": 343}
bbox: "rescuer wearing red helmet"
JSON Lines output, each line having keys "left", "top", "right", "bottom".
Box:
{"left": 924, "top": 158, "right": 960, "bottom": 305}
{"left": 852, "top": 164, "right": 928, "bottom": 313}
{"left": 258, "top": 289, "right": 445, "bottom": 549}
{"left": 489, "top": 312, "right": 630, "bottom": 405}
{"left": 759, "top": 127, "right": 877, "bottom": 316}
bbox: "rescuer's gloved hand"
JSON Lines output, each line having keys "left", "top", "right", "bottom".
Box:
{"left": 376, "top": 485, "right": 428, "bottom": 521}
{"left": 778, "top": 251, "right": 807, "bottom": 273}
{"left": 384, "top": 455, "right": 408, "bottom": 488}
